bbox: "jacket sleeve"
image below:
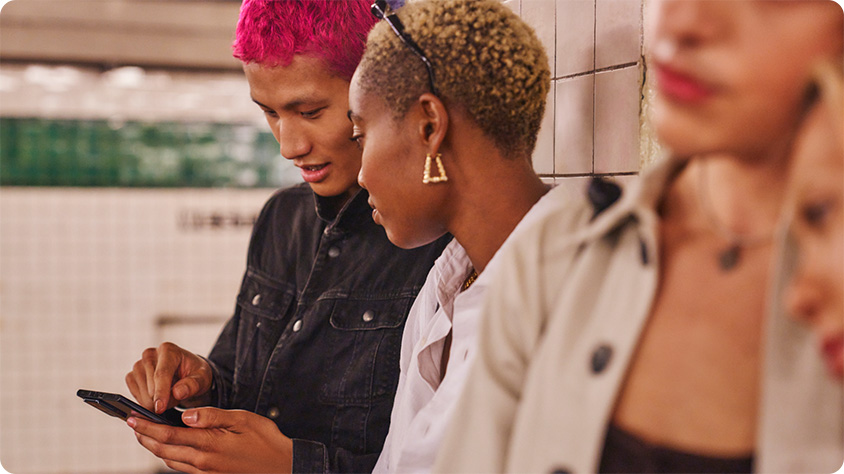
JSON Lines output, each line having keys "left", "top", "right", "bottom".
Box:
{"left": 204, "top": 190, "right": 281, "bottom": 409}
{"left": 433, "top": 219, "right": 551, "bottom": 473}
{"left": 205, "top": 314, "right": 238, "bottom": 408}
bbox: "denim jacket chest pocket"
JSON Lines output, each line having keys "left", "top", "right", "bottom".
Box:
{"left": 233, "top": 271, "right": 295, "bottom": 396}
{"left": 320, "top": 296, "right": 413, "bottom": 405}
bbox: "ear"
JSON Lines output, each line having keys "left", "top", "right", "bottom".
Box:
{"left": 415, "top": 93, "right": 449, "bottom": 155}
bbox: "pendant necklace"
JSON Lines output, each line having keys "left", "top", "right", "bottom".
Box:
{"left": 696, "top": 162, "right": 772, "bottom": 272}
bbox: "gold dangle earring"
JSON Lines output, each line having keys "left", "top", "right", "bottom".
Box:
{"left": 422, "top": 153, "right": 448, "bottom": 184}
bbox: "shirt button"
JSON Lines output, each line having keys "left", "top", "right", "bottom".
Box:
{"left": 328, "top": 247, "right": 341, "bottom": 258}
{"left": 267, "top": 407, "right": 280, "bottom": 419}
{"left": 590, "top": 344, "right": 613, "bottom": 374}
{"left": 251, "top": 294, "right": 261, "bottom": 306}
{"left": 362, "top": 310, "right": 375, "bottom": 322}
{"left": 292, "top": 320, "right": 302, "bottom": 332}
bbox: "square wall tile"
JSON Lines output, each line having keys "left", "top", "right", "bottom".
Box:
{"left": 502, "top": 0, "right": 521, "bottom": 15}
{"left": 594, "top": 66, "right": 642, "bottom": 174}
{"left": 532, "top": 85, "right": 555, "bottom": 174}
{"left": 595, "top": 0, "right": 642, "bottom": 69}
{"left": 552, "top": 175, "right": 590, "bottom": 202}
{"left": 554, "top": 74, "right": 594, "bottom": 175}
{"left": 521, "top": 0, "right": 556, "bottom": 73}
{"left": 555, "top": 0, "right": 595, "bottom": 78}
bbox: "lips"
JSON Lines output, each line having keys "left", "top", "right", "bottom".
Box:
{"left": 367, "top": 199, "right": 382, "bottom": 225}
{"left": 654, "top": 64, "right": 716, "bottom": 103}
{"left": 821, "top": 335, "right": 844, "bottom": 378}
{"left": 298, "top": 163, "right": 330, "bottom": 183}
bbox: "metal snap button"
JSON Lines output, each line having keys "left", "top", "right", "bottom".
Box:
{"left": 328, "top": 247, "right": 341, "bottom": 258}
{"left": 590, "top": 344, "right": 613, "bottom": 374}
{"left": 292, "top": 319, "right": 302, "bottom": 332}
{"left": 362, "top": 310, "right": 374, "bottom": 322}
{"left": 251, "top": 294, "right": 261, "bottom": 306}
{"left": 267, "top": 407, "right": 280, "bottom": 419}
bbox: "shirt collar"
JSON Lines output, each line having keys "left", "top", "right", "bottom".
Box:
{"left": 579, "top": 153, "right": 688, "bottom": 243}
{"left": 313, "top": 188, "right": 373, "bottom": 231}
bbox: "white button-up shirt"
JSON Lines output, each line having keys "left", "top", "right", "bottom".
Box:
{"left": 374, "top": 188, "right": 569, "bottom": 473}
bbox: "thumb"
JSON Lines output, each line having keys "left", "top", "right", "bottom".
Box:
{"left": 182, "top": 407, "right": 237, "bottom": 429}
{"left": 171, "top": 374, "right": 205, "bottom": 402}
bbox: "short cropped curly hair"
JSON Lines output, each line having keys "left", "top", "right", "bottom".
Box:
{"left": 357, "top": 0, "right": 550, "bottom": 158}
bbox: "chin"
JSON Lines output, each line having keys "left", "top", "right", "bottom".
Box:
{"left": 386, "top": 228, "right": 446, "bottom": 250}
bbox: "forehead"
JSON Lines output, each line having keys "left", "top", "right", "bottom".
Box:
{"left": 348, "top": 68, "right": 389, "bottom": 121}
{"left": 791, "top": 104, "right": 844, "bottom": 187}
{"left": 244, "top": 55, "right": 349, "bottom": 105}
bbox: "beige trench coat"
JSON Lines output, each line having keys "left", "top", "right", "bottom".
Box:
{"left": 434, "top": 157, "right": 843, "bottom": 473}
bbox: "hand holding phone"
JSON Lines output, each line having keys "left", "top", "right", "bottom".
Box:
{"left": 77, "top": 389, "right": 187, "bottom": 427}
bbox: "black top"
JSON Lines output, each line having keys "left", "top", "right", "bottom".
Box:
{"left": 599, "top": 424, "right": 754, "bottom": 474}
{"left": 206, "top": 183, "right": 450, "bottom": 473}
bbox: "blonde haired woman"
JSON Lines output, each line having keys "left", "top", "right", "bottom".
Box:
{"left": 436, "top": 1, "right": 844, "bottom": 473}
{"left": 348, "top": 0, "right": 567, "bottom": 471}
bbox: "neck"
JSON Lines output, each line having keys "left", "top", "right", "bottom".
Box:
{"left": 665, "top": 148, "right": 791, "bottom": 239}
{"left": 446, "top": 158, "right": 548, "bottom": 273}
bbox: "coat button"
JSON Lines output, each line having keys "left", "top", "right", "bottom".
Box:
{"left": 328, "top": 247, "right": 341, "bottom": 258}
{"left": 292, "top": 319, "right": 302, "bottom": 332}
{"left": 591, "top": 344, "right": 613, "bottom": 373}
{"left": 251, "top": 294, "right": 261, "bottom": 306}
{"left": 362, "top": 310, "right": 375, "bottom": 322}
{"left": 267, "top": 407, "right": 280, "bottom": 419}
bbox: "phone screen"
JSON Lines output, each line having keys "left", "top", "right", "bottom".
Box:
{"left": 77, "top": 389, "right": 187, "bottom": 427}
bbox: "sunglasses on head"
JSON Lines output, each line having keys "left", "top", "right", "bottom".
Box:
{"left": 370, "top": 0, "right": 439, "bottom": 95}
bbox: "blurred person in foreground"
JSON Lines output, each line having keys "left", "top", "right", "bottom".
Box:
{"left": 123, "top": 1, "right": 449, "bottom": 472}
{"left": 435, "top": 1, "right": 844, "bottom": 473}
{"left": 784, "top": 60, "right": 844, "bottom": 381}
{"left": 347, "top": 0, "right": 562, "bottom": 471}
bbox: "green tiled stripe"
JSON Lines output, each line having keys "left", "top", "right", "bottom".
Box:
{"left": 0, "top": 118, "right": 286, "bottom": 188}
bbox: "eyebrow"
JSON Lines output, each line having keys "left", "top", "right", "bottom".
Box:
{"left": 252, "top": 96, "right": 328, "bottom": 111}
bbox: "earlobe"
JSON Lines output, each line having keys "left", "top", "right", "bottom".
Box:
{"left": 417, "top": 92, "right": 449, "bottom": 154}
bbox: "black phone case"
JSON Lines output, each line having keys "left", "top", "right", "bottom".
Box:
{"left": 77, "top": 389, "right": 187, "bottom": 427}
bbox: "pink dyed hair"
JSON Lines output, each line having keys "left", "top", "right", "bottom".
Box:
{"left": 233, "top": 0, "right": 377, "bottom": 81}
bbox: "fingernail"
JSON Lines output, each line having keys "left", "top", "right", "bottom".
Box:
{"left": 173, "top": 385, "right": 188, "bottom": 400}
{"left": 183, "top": 410, "right": 197, "bottom": 425}
{"left": 127, "top": 417, "right": 136, "bottom": 428}
{"left": 155, "top": 400, "right": 163, "bottom": 413}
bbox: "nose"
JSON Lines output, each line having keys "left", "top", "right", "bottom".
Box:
{"left": 357, "top": 166, "right": 367, "bottom": 190}
{"left": 648, "top": 0, "right": 727, "bottom": 51}
{"left": 785, "top": 269, "right": 822, "bottom": 324}
{"left": 275, "top": 118, "right": 311, "bottom": 160}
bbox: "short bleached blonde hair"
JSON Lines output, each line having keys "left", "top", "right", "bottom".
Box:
{"left": 357, "top": 0, "right": 551, "bottom": 159}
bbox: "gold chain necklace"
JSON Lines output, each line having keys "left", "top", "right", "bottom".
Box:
{"left": 461, "top": 269, "right": 479, "bottom": 291}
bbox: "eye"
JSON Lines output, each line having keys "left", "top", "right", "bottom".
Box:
{"left": 301, "top": 107, "right": 325, "bottom": 119}
{"left": 349, "top": 134, "right": 364, "bottom": 149}
{"left": 350, "top": 125, "right": 365, "bottom": 149}
{"left": 801, "top": 199, "right": 833, "bottom": 228}
{"left": 260, "top": 108, "right": 278, "bottom": 119}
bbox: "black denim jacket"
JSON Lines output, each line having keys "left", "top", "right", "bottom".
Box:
{"left": 206, "top": 183, "right": 450, "bottom": 473}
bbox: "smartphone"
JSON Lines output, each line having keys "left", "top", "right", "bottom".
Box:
{"left": 77, "top": 389, "right": 187, "bottom": 427}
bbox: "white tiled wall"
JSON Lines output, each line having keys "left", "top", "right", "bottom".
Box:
{"left": 513, "top": 0, "right": 645, "bottom": 181}
{"left": 0, "top": 188, "right": 274, "bottom": 473}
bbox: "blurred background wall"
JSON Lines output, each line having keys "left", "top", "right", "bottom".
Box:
{"left": 0, "top": 0, "right": 646, "bottom": 472}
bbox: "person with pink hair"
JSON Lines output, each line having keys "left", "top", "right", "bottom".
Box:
{"left": 123, "top": 1, "right": 449, "bottom": 472}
